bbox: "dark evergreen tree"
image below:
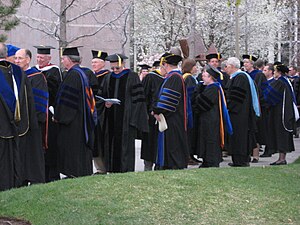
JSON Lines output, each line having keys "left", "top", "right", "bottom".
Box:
{"left": 0, "top": 0, "right": 21, "bottom": 42}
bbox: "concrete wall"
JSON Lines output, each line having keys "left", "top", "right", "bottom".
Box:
{"left": 6, "top": 0, "right": 131, "bottom": 69}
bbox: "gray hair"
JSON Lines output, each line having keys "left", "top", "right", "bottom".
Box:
{"left": 227, "top": 57, "right": 240, "bottom": 69}
{"left": 0, "top": 43, "right": 8, "bottom": 58}
{"left": 221, "top": 60, "right": 227, "bottom": 70}
{"left": 68, "top": 55, "right": 82, "bottom": 63}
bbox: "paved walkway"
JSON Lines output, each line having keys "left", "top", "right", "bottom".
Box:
{"left": 133, "top": 137, "right": 300, "bottom": 172}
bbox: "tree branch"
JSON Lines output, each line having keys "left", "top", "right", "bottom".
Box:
{"left": 31, "top": 0, "right": 59, "bottom": 16}
{"left": 67, "top": 3, "right": 130, "bottom": 44}
{"left": 62, "top": 0, "right": 77, "bottom": 15}
{"left": 67, "top": 0, "right": 112, "bottom": 23}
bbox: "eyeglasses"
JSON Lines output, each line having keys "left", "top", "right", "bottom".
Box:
{"left": 111, "top": 66, "right": 121, "bottom": 70}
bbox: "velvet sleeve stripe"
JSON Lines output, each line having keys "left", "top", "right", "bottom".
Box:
{"left": 162, "top": 88, "right": 181, "bottom": 98}
{"left": 57, "top": 99, "right": 78, "bottom": 110}
{"left": 196, "top": 94, "right": 213, "bottom": 111}
{"left": 131, "top": 90, "right": 144, "bottom": 97}
{"left": 230, "top": 88, "right": 246, "bottom": 103}
{"left": 59, "top": 91, "right": 79, "bottom": 104}
{"left": 34, "top": 95, "right": 48, "bottom": 106}
{"left": 35, "top": 104, "right": 47, "bottom": 113}
{"left": 131, "top": 84, "right": 146, "bottom": 103}
{"left": 132, "top": 97, "right": 146, "bottom": 103}
{"left": 61, "top": 84, "right": 80, "bottom": 95}
{"left": 159, "top": 95, "right": 179, "bottom": 105}
{"left": 157, "top": 102, "right": 176, "bottom": 112}
{"left": 32, "top": 88, "right": 49, "bottom": 99}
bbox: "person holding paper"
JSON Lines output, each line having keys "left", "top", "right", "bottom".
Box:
{"left": 99, "top": 53, "right": 148, "bottom": 173}
{"left": 152, "top": 52, "right": 189, "bottom": 170}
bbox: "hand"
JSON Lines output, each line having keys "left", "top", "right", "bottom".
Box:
{"left": 105, "top": 102, "right": 113, "bottom": 108}
{"left": 154, "top": 114, "right": 161, "bottom": 122}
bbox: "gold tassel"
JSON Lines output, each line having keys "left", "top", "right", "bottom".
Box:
{"left": 15, "top": 98, "right": 21, "bottom": 122}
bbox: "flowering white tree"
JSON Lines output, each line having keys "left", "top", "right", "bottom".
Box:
{"left": 133, "top": 0, "right": 296, "bottom": 64}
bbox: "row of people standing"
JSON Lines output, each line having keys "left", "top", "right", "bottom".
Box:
{"left": 1, "top": 41, "right": 298, "bottom": 191}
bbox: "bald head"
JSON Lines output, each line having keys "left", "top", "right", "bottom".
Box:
{"left": 15, "top": 49, "right": 32, "bottom": 70}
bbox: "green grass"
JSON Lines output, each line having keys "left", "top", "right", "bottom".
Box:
{"left": 1, "top": 163, "right": 300, "bottom": 225}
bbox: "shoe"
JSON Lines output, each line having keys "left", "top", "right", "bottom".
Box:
{"left": 188, "top": 158, "right": 199, "bottom": 165}
{"left": 93, "top": 171, "right": 107, "bottom": 175}
{"left": 270, "top": 160, "right": 287, "bottom": 166}
{"left": 260, "top": 153, "right": 272, "bottom": 158}
{"left": 251, "top": 158, "right": 259, "bottom": 163}
{"left": 228, "top": 162, "right": 250, "bottom": 167}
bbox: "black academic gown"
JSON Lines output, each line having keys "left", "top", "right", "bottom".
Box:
{"left": 141, "top": 70, "right": 164, "bottom": 163}
{"left": 262, "top": 76, "right": 296, "bottom": 153}
{"left": 249, "top": 70, "right": 268, "bottom": 145}
{"left": 153, "top": 70, "right": 189, "bottom": 169}
{"left": 193, "top": 84, "right": 222, "bottom": 167}
{"left": 183, "top": 73, "right": 198, "bottom": 156}
{"left": 25, "top": 68, "right": 49, "bottom": 149}
{"left": 0, "top": 61, "right": 45, "bottom": 191}
{"left": 100, "top": 69, "right": 148, "bottom": 173}
{"left": 93, "top": 69, "right": 110, "bottom": 158}
{"left": 55, "top": 64, "right": 95, "bottom": 177}
{"left": 226, "top": 72, "right": 257, "bottom": 165}
{"left": 34, "top": 64, "right": 62, "bottom": 182}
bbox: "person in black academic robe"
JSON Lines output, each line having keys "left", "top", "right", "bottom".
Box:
{"left": 15, "top": 48, "right": 49, "bottom": 151}
{"left": 0, "top": 47, "right": 45, "bottom": 191}
{"left": 225, "top": 57, "right": 260, "bottom": 167}
{"left": 243, "top": 54, "right": 267, "bottom": 162}
{"left": 141, "top": 67, "right": 164, "bottom": 171}
{"left": 33, "top": 46, "right": 62, "bottom": 182}
{"left": 99, "top": 53, "right": 148, "bottom": 173}
{"left": 55, "top": 47, "right": 97, "bottom": 178}
{"left": 91, "top": 50, "right": 110, "bottom": 174}
{"left": 152, "top": 53, "right": 189, "bottom": 169}
{"left": 193, "top": 65, "right": 233, "bottom": 167}
{"left": 262, "top": 62, "right": 298, "bottom": 165}
{"left": 182, "top": 58, "right": 199, "bottom": 165}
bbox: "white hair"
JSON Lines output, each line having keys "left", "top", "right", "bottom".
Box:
{"left": 227, "top": 57, "right": 241, "bottom": 69}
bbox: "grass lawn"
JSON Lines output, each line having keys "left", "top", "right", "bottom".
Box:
{"left": 0, "top": 162, "right": 300, "bottom": 225}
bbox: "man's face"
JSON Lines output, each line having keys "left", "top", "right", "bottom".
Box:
{"left": 92, "top": 58, "right": 105, "bottom": 73}
{"left": 243, "top": 59, "right": 253, "bottom": 72}
{"left": 61, "top": 56, "right": 71, "bottom": 70}
{"left": 15, "top": 49, "right": 30, "bottom": 70}
{"left": 289, "top": 67, "right": 297, "bottom": 76}
{"left": 37, "top": 54, "right": 51, "bottom": 67}
{"left": 110, "top": 62, "right": 124, "bottom": 74}
{"left": 225, "top": 64, "right": 235, "bottom": 75}
{"left": 263, "top": 66, "right": 273, "bottom": 79}
{"left": 208, "top": 58, "right": 219, "bottom": 68}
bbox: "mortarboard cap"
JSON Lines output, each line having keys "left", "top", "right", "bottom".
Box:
{"left": 205, "top": 64, "right": 222, "bottom": 80}
{"left": 160, "top": 52, "right": 182, "bottom": 66}
{"left": 242, "top": 54, "right": 258, "bottom": 62}
{"left": 106, "top": 53, "right": 128, "bottom": 66}
{"left": 274, "top": 61, "right": 289, "bottom": 74}
{"left": 138, "top": 64, "right": 151, "bottom": 70}
{"left": 62, "top": 46, "right": 81, "bottom": 56}
{"left": 92, "top": 50, "right": 108, "bottom": 61}
{"left": 6, "top": 44, "right": 20, "bottom": 57}
{"left": 206, "top": 53, "right": 222, "bottom": 61}
{"left": 34, "top": 45, "right": 55, "bottom": 54}
{"left": 152, "top": 61, "right": 160, "bottom": 67}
